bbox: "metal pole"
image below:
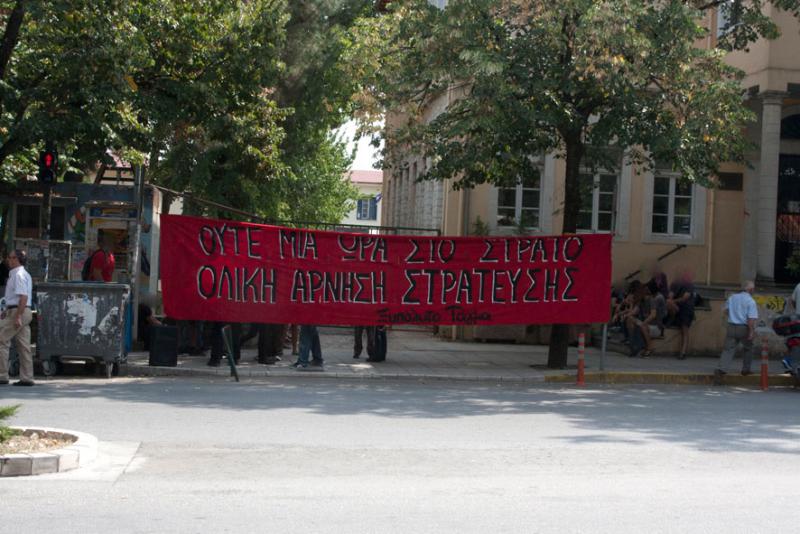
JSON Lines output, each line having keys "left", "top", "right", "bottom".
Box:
{"left": 40, "top": 184, "right": 52, "bottom": 281}
{"left": 40, "top": 141, "right": 55, "bottom": 281}
{"left": 576, "top": 332, "right": 586, "bottom": 386}
{"left": 600, "top": 323, "right": 608, "bottom": 371}
{"left": 760, "top": 336, "right": 769, "bottom": 391}
{"left": 130, "top": 165, "right": 145, "bottom": 341}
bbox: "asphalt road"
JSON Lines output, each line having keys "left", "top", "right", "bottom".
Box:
{"left": 2, "top": 378, "right": 799, "bottom": 533}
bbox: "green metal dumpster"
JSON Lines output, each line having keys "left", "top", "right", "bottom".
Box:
{"left": 35, "top": 282, "right": 130, "bottom": 378}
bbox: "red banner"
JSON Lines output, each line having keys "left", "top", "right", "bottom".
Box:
{"left": 160, "top": 214, "right": 612, "bottom": 326}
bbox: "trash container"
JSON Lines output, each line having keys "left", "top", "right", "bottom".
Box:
{"left": 35, "top": 282, "right": 130, "bottom": 378}
{"left": 148, "top": 325, "right": 178, "bottom": 367}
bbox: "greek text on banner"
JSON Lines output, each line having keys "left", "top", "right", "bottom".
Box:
{"left": 160, "top": 214, "right": 612, "bottom": 326}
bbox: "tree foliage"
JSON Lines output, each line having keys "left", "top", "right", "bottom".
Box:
{"left": 0, "top": 0, "right": 370, "bottom": 223}
{"left": 348, "top": 0, "right": 799, "bottom": 196}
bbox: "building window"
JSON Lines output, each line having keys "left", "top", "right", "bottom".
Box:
{"left": 429, "top": 0, "right": 448, "bottom": 9}
{"left": 497, "top": 168, "right": 541, "bottom": 229}
{"left": 717, "top": 172, "right": 743, "bottom": 191}
{"left": 781, "top": 114, "right": 800, "bottom": 140}
{"left": 652, "top": 173, "right": 693, "bottom": 236}
{"left": 577, "top": 172, "right": 617, "bottom": 232}
{"left": 357, "top": 197, "right": 378, "bottom": 221}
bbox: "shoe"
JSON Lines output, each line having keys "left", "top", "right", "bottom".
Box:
{"left": 258, "top": 357, "right": 278, "bottom": 365}
{"left": 310, "top": 360, "right": 324, "bottom": 367}
{"left": 290, "top": 361, "right": 307, "bottom": 369}
{"left": 782, "top": 358, "right": 792, "bottom": 371}
{"left": 0, "top": 379, "right": 9, "bottom": 385}
{"left": 677, "top": 353, "right": 687, "bottom": 360}
{"left": 353, "top": 354, "right": 360, "bottom": 359}
{"left": 741, "top": 370, "right": 752, "bottom": 376}
{"left": 12, "top": 380, "right": 34, "bottom": 387}
{"left": 640, "top": 350, "right": 652, "bottom": 358}
{"left": 713, "top": 369, "right": 726, "bottom": 385}
{"left": 366, "top": 358, "right": 385, "bottom": 363}
{"left": 206, "top": 359, "right": 221, "bottom": 367}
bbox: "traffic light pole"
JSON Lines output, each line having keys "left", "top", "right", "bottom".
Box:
{"left": 39, "top": 141, "right": 55, "bottom": 280}
{"left": 40, "top": 184, "right": 52, "bottom": 242}
{"left": 130, "top": 164, "right": 145, "bottom": 341}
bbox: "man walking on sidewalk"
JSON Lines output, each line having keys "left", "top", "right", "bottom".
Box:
{"left": 715, "top": 281, "right": 758, "bottom": 379}
{"left": 0, "top": 249, "right": 34, "bottom": 386}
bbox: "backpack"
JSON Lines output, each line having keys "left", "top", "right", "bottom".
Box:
{"left": 81, "top": 250, "right": 103, "bottom": 281}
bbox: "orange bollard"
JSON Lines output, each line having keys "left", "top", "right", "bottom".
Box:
{"left": 577, "top": 332, "right": 586, "bottom": 387}
{"left": 760, "top": 337, "right": 769, "bottom": 391}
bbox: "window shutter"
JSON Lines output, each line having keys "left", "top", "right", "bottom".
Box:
{"left": 369, "top": 197, "right": 377, "bottom": 220}
{"left": 356, "top": 199, "right": 364, "bottom": 220}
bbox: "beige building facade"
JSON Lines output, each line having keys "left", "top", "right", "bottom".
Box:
{"left": 380, "top": 6, "right": 800, "bottom": 352}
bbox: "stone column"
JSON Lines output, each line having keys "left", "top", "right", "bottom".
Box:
{"left": 426, "top": 181, "right": 433, "bottom": 229}
{"left": 756, "top": 92, "right": 785, "bottom": 281}
{"left": 387, "top": 175, "right": 394, "bottom": 226}
{"left": 402, "top": 167, "right": 410, "bottom": 228}
{"left": 740, "top": 164, "right": 759, "bottom": 281}
{"left": 434, "top": 181, "right": 444, "bottom": 231}
{"left": 392, "top": 173, "right": 400, "bottom": 227}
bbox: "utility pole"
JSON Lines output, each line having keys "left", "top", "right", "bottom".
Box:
{"left": 130, "top": 164, "right": 145, "bottom": 341}
{"left": 38, "top": 141, "right": 58, "bottom": 280}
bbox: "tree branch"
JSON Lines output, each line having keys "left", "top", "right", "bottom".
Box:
{"left": 695, "top": 1, "right": 727, "bottom": 11}
{"left": 0, "top": 0, "right": 25, "bottom": 80}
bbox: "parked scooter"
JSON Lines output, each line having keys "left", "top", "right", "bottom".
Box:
{"left": 771, "top": 315, "right": 800, "bottom": 385}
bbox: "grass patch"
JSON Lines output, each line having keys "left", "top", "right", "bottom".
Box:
{"left": 0, "top": 405, "right": 21, "bottom": 442}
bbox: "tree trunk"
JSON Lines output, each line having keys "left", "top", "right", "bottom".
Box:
{"left": 0, "top": 0, "right": 25, "bottom": 80}
{"left": 547, "top": 136, "right": 584, "bottom": 368}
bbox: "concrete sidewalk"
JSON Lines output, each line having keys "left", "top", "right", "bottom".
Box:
{"left": 122, "top": 326, "right": 798, "bottom": 387}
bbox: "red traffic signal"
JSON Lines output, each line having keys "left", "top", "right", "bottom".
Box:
{"left": 38, "top": 149, "right": 58, "bottom": 183}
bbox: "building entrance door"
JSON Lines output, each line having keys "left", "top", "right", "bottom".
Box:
{"left": 775, "top": 154, "right": 800, "bottom": 283}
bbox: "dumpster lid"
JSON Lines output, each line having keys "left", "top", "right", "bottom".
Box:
{"left": 36, "top": 281, "right": 130, "bottom": 290}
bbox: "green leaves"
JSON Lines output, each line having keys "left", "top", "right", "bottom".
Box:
{"left": 0, "top": 404, "right": 21, "bottom": 443}
{"left": 348, "top": 0, "right": 793, "bottom": 193}
{"left": 0, "top": 0, "right": 370, "bottom": 224}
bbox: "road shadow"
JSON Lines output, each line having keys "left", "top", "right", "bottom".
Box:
{"left": 5, "top": 377, "right": 800, "bottom": 455}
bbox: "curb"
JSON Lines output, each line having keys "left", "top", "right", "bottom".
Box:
{"left": 121, "top": 364, "right": 799, "bottom": 388}
{"left": 121, "top": 364, "right": 547, "bottom": 384}
{"left": 545, "top": 372, "right": 799, "bottom": 387}
{"left": 1, "top": 427, "right": 98, "bottom": 477}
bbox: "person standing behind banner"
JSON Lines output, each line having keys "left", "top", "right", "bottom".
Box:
{"left": 292, "top": 325, "right": 324, "bottom": 370}
{"left": 367, "top": 325, "right": 388, "bottom": 362}
{"left": 353, "top": 325, "right": 376, "bottom": 359}
{"left": 207, "top": 322, "right": 241, "bottom": 367}
{"left": 0, "top": 249, "right": 34, "bottom": 386}
{"left": 88, "top": 230, "right": 116, "bottom": 282}
{"left": 256, "top": 323, "right": 284, "bottom": 365}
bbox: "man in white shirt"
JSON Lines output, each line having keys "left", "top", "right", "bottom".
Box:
{"left": 0, "top": 249, "right": 34, "bottom": 386}
{"left": 715, "top": 280, "right": 759, "bottom": 379}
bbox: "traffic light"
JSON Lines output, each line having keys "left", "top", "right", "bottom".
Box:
{"left": 38, "top": 149, "right": 58, "bottom": 183}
